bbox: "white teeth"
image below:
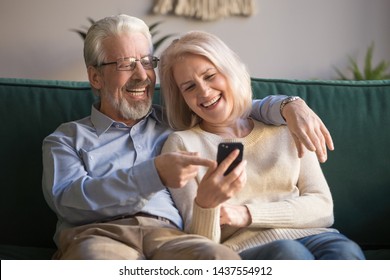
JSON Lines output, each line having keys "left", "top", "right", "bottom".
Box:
{"left": 127, "top": 88, "right": 146, "bottom": 96}
{"left": 202, "top": 95, "right": 221, "bottom": 107}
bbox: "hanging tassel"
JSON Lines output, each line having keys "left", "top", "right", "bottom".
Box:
{"left": 153, "top": 0, "right": 255, "bottom": 21}
{"left": 153, "top": 0, "right": 175, "bottom": 15}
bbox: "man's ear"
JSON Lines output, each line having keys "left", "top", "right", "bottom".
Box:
{"left": 87, "top": 66, "right": 103, "bottom": 90}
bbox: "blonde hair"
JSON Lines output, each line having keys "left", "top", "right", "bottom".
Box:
{"left": 159, "top": 31, "right": 252, "bottom": 130}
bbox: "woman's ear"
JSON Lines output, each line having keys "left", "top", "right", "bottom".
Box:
{"left": 87, "top": 66, "right": 103, "bottom": 90}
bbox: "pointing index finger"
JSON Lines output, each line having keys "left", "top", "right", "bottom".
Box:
{"left": 182, "top": 153, "right": 215, "bottom": 167}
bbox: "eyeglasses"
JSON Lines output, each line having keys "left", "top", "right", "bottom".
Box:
{"left": 97, "top": 55, "right": 159, "bottom": 71}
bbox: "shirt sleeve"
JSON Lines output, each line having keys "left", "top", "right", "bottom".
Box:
{"left": 42, "top": 130, "right": 165, "bottom": 225}
{"left": 251, "top": 95, "right": 287, "bottom": 125}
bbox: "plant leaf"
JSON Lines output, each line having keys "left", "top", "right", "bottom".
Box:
{"left": 70, "top": 29, "right": 87, "bottom": 40}
{"left": 333, "top": 66, "right": 348, "bottom": 80}
{"left": 150, "top": 30, "right": 160, "bottom": 38}
{"left": 371, "top": 60, "right": 390, "bottom": 79}
{"left": 364, "top": 42, "right": 374, "bottom": 79}
{"left": 335, "top": 42, "right": 390, "bottom": 80}
{"left": 87, "top": 17, "right": 96, "bottom": 25}
{"left": 149, "top": 21, "right": 163, "bottom": 32}
{"left": 153, "top": 34, "right": 176, "bottom": 52}
{"left": 348, "top": 56, "right": 363, "bottom": 80}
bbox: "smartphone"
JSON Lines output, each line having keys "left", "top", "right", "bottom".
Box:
{"left": 217, "top": 142, "right": 244, "bottom": 176}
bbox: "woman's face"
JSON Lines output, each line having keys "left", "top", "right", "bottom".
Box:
{"left": 172, "top": 54, "right": 234, "bottom": 126}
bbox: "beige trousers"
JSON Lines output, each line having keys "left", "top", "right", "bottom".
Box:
{"left": 55, "top": 216, "right": 240, "bottom": 260}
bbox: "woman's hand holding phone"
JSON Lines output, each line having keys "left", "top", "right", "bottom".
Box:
{"left": 195, "top": 142, "right": 246, "bottom": 209}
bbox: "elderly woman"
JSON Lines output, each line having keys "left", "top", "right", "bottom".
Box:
{"left": 159, "top": 31, "right": 365, "bottom": 260}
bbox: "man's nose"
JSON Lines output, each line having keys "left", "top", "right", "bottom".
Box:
{"left": 131, "top": 61, "right": 148, "bottom": 81}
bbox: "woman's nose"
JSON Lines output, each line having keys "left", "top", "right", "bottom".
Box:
{"left": 199, "top": 82, "right": 211, "bottom": 95}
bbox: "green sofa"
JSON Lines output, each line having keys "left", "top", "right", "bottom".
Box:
{"left": 0, "top": 77, "right": 389, "bottom": 260}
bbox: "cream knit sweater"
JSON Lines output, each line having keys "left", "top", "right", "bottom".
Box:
{"left": 161, "top": 120, "right": 337, "bottom": 253}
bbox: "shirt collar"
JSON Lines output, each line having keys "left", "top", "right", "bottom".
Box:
{"left": 90, "top": 103, "right": 163, "bottom": 137}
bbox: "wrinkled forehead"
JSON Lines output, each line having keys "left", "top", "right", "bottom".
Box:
{"left": 102, "top": 32, "right": 152, "bottom": 60}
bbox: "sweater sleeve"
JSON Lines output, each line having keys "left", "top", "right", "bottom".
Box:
{"left": 190, "top": 203, "right": 221, "bottom": 243}
{"left": 161, "top": 132, "right": 223, "bottom": 242}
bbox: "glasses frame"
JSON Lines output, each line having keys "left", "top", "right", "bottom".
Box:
{"left": 97, "top": 55, "right": 159, "bottom": 71}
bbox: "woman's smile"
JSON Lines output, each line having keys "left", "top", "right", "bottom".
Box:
{"left": 201, "top": 94, "right": 222, "bottom": 108}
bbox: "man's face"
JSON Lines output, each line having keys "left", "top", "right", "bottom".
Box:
{"left": 92, "top": 33, "right": 156, "bottom": 125}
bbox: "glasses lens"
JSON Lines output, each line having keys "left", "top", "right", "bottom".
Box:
{"left": 151, "top": 56, "right": 159, "bottom": 68}
{"left": 140, "top": 56, "right": 155, "bottom": 69}
{"left": 116, "top": 56, "right": 158, "bottom": 71}
{"left": 117, "top": 58, "right": 135, "bottom": 71}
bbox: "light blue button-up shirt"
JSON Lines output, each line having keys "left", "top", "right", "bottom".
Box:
{"left": 42, "top": 96, "right": 286, "bottom": 244}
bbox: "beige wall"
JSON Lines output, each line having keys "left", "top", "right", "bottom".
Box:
{"left": 1, "top": 0, "right": 389, "bottom": 81}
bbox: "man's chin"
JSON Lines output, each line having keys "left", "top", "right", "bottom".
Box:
{"left": 119, "top": 100, "right": 152, "bottom": 120}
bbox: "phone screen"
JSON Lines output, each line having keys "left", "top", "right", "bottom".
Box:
{"left": 217, "top": 142, "right": 244, "bottom": 175}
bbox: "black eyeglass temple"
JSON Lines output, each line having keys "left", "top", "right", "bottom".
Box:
{"left": 99, "top": 61, "right": 117, "bottom": 67}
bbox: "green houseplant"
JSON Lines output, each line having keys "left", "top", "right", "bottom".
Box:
{"left": 334, "top": 42, "right": 390, "bottom": 80}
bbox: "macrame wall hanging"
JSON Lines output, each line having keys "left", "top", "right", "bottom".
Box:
{"left": 153, "top": 0, "right": 256, "bottom": 21}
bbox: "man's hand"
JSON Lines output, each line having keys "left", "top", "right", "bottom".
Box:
{"left": 282, "top": 98, "right": 334, "bottom": 163}
{"left": 155, "top": 151, "right": 214, "bottom": 188}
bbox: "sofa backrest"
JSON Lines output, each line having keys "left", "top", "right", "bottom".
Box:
{"left": 0, "top": 79, "right": 96, "bottom": 248}
{"left": 1, "top": 77, "right": 389, "bottom": 250}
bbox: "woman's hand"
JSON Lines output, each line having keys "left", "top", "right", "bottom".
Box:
{"left": 220, "top": 203, "right": 251, "bottom": 227}
{"left": 195, "top": 149, "right": 247, "bottom": 209}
